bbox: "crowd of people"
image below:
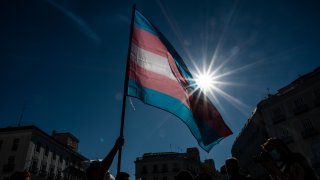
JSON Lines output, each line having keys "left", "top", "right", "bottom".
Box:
{"left": 218, "top": 138, "right": 318, "bottom": 180}
{"left": 8, "top": 137, "right": 318, "bottom": 180}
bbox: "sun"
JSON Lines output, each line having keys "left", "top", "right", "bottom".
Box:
{"left": 194, "top": 72, "right": 216, "bottom": 92}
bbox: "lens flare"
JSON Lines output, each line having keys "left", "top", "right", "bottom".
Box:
{"left": 194, "top": 73, "right": 216, "bottom": 92}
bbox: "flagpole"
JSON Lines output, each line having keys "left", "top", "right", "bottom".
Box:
{"left": 117, "top": 3, "right": 136, "bottom": 175}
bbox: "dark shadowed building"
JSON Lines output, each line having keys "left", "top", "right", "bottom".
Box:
{"left": 232, "top": 66, "right": 320, "bottom": 178}
{"left": 0, "top": 125, "right": 88, "bottom": 180}
{"left": 135, "top": 147, "right": 220, "bottom": 180}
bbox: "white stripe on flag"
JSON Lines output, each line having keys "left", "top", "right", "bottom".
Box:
{"left": 130, "top": 43, "right": 177, "bottom": 81}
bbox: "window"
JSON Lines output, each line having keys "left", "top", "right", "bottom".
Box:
{"left": 41, "top": 164, "right": 47, "bottom": 171}
{"left": 3, "top": 156, "right": 15, "bottom": 172}
{"left": 314, "top": 88, "right": 320, "bottom": 97}
{"left": 40, "top": 163, "right": 47, "bottom": 177}
{"left": 31, "top": 159, "right": 38, "bottom": 172}
{"left": 294, "top": 97, "right": 304, "bottom": 107}
{"left": 36, "top": 142, "right": 41, "bottom": 152}
{"left": 302, "top": 119, "right": 314, "bottom": 131}
{"left": 173, "top": 163, "right": 179, "bottom": 172}
{"left": 49, "top": 167, "right": 55, "bottom": 177}
{"left": 280, "top": 128, "right": 294, "bottom": 143}
{"left": 45, "top": 146, "right": 49, "bottom": 156}
{"left": 0, "top": 140, "right": 3, "bottom": 151}
{"left": 272, "top": 107, "right": 286, "bottom": 123}
{"left": 11, "top": 138, "right": 19, "bottom": 151}
{"left": 59, "top": 156, "right": 63, "bottom": 163}
{"left": 314, "top": 88, "right": 320, "bottom": 106}
{"left": 57, "top": 169, "right": 62, "bottom": 178}
{"left": 53, "top": 151, "right": 56, "bottom": 160}
{"left": 153, "top": 165, "right": 158, "bottom": 173}
{"left": 293, "top": 97, "right": 309, "bottom": 115}
{"left": 142, "top": 165, "right": 148, "bottom": 174}
{"left": 281, "top": 128, "right": 289, "bottom": 137}
{"left": 301, "top": 118, "right": 318, "bottom": 138}
{"left": 66, "top": 157, "right": 69, "bottom": 166}
{"left": 8, "top": 156, "right": 15, "bottom": 164}
{"left": 162, "top": 164, "right": 168, "bottom": 172}
{"left": 272, "top": 108, "right": 282, "bottom": 117}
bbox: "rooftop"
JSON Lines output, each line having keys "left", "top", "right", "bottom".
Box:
{"left": 0, "top": 125, "right": 88, "bottom": 161}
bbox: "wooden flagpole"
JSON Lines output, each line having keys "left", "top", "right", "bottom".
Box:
{"left": 117, "top": 3, "right": 136, "bottom": 175}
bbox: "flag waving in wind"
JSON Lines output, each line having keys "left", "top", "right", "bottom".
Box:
{"left": 127, "top": 10, "right": 232, "bottom": 152}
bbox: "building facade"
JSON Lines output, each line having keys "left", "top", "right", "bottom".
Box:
{"left": 0, "top": 126, "right": 88, "bottom": 180}
{"left": 135, "top": 147, "right": 220, "bottom": 180}
{"left": 231, "top": 109, "right": 269, "bottom": 179}
{"left": 232, "top": 67, "right": 320, "bottom": 178}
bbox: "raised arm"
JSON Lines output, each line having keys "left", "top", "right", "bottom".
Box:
{"left": 97, "top": 137, "right": 124, "bottom": 180}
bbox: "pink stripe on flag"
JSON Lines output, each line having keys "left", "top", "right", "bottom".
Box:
{"left": 128, "top": 60, "right": 190, "bottom": 108}
{"left": 132, "top": 26, "right": 190, "bottom": 88}
{"left": 132, "top": 26, "right": 168, "bottom": 58}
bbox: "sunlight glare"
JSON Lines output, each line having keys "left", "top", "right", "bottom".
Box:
{"left": 194, "top": 73, "right": 216, "bottom": 92}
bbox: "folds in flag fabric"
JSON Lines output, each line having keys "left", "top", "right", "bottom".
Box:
{"left": 127, "top": 10, "right": 232, "bottom": 152}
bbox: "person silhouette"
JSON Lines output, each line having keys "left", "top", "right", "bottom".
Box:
{"left": 259, "top": 138, "right": 317, "bottom": 180}
{"left": 175, "top": 170, "right": 193, "bottom": 180}
{"left": 86, "top": 137, "right": 124, "bottom": 180}
{"left": 225, "top": 157, "right": 252, "bottom": 180}
{"left": 116, "top": 172, "right": 130, "bottom": 180}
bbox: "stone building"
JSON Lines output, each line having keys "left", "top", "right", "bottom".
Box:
{"left": 0, "top": 125, "right": 88, "bottom": 180}
{"left": 135, "top": 147, "right": 220, "bottom": 180}
{"left": 232, "top": 66, "right": 320, "bottom": 178}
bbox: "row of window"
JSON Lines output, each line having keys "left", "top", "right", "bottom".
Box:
{"left": 2, "top": 156, "right": 15, "bottom": 173}
{"left": 141, "top": 163, "right": 180, "bottom": 174}
{"left": 29, "top": 160, "right": 63, "bottom": 179}
{"left": 0, "top": 138, "right": 20, "bottom": 152}
{"left": 277, "top": 119, "right": 318, "bottom": 142}
{"left": 33, "top": 142, "right": 77, "bottom": 166}
{"left": 271, "top": 88, "right": 320, "bottom": 123}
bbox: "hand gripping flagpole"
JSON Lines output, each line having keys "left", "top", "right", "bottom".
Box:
{"left": 117, "top": 4, "right": 136, "bottom": 175}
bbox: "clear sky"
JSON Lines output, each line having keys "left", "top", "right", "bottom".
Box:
{"left": 1, "top": 0, "right": 320, "bottom": 178}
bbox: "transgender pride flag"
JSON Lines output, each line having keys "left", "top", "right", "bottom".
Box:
{"left": 127, "top": 10, "right": 232, "bottom": 152}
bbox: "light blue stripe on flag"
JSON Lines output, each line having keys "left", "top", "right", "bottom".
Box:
{"left": 128, "top": 79, "right": 222, "bottom": 152}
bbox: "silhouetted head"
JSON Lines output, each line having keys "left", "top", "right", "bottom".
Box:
{"left": 116, "top": 172, "right": 129, "bottom": 180}
{"left": 175, "top": 170, "right": 193, "bottom": 180}
{"left": 106, "top": 172, "right": 115, "bottom": 180}
{"left": 220, "top": 165, "right": 227, "bottom": 175}
{"left": 262, "top": 137, "right": 291, "bottom": 160}
{"left": 10, "top": 171, "right": 32, "bottom": 180}
{"left": 86, "top": 160, "right": 101, "bottom": 180}
{"left": 194, "top": 172, "right": 211, "bottom": 180}
{"left": 225, "top": 157, "right": 239, "bottom": 175}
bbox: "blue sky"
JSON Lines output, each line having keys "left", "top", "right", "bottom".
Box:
{"left": 1, "top": 0, "right": 320, "bottom": 178}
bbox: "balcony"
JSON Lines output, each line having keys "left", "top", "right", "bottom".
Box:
{"left": 2, "top": 164, "right": 15, "bottom": 173}
{"left": 272, "top": 114, "right": 286, "bottom": 124}
{"left": 293, "top": 104, "right": 309, "bottom": 115}
{"left": 301, "top": 129, "right": 318, "bottom": 139}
